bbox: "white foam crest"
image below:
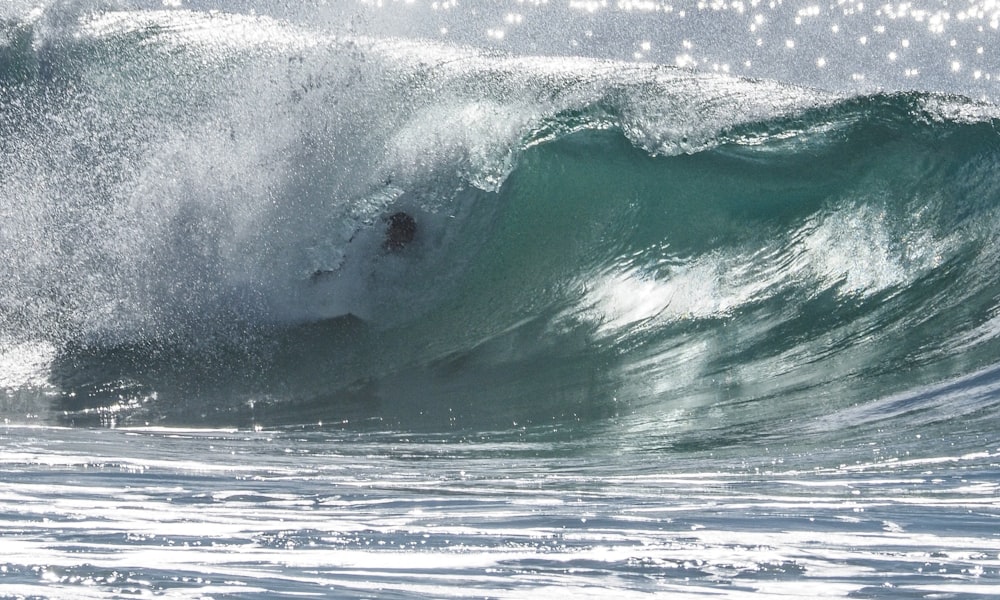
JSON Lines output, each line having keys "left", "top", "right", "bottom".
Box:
{"left": 618, "top": 70, "right": 836, "bottom": 155}
{"left": 918, "top": 93, "right": 1000, "bottom": 124}
{"left": 792, "top": 203, "right": 949, "bottom": 298}
{"left": 385, "top": 100, "right": 535, "bottom": 193}
{"left": 577, "top": 245, "right": 789, "bottom": 335}
{"left": 574, "top": 198, "right": 955, "bottom": 343}
{"left": 0, "top": 340, "right": 56, "bottom": 390}
{"left": 80, "top": 9, "right": 332, "bottom": 54}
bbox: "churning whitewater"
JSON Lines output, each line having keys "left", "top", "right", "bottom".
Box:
{"left": 1, "top": 1, "right": 999, "bottom": 599}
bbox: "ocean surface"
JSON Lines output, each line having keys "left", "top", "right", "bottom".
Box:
{"left": 2, "top": 1, "right": 1000, "bottom": 598}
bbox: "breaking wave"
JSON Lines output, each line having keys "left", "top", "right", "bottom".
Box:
{"left": 3, "top": 8, "right": 1000, "bottom": 439}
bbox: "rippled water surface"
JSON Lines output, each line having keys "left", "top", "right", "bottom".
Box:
{"left": 2, "top": 419, "right": 1000, "bottom": 599}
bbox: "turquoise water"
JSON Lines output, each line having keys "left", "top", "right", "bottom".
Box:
{"left": 2, "top": 2, "right": 1000, "bottom": 598}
